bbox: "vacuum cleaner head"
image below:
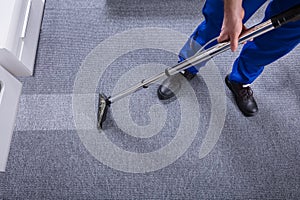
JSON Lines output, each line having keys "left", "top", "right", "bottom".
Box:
{"left": 97, "top": 93, "right": 111, "bottom": 129}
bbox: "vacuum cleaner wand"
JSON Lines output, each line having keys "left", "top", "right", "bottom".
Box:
{"left": 97, "top": 4, "right": 300, "bottom": 129}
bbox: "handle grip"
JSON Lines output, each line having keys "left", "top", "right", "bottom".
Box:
{"left": 271, "top": 4, "right": 300, "bottom": 28}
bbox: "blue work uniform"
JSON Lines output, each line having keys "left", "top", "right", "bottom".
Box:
{"left": 179, "top": 0, "right": 300, "bottom": 84}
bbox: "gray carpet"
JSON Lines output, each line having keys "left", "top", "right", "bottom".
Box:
{"left": 1, "top": 0, "right": 300, "bottom": 199}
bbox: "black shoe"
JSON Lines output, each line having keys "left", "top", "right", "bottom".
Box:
{"left": 225, "top": 75, "right": 258, "bottom": 116}
{"left": 157, "top": 70, "right": 196, "bottom": 100}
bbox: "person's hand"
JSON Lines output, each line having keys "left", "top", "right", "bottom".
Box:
{"left": 217, "top": 1, "right": 245, "bottom": 52}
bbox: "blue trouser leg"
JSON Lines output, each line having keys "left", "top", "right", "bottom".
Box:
{"left": 229, "top": 0, "right": 300, "bottom": 84}
{"left": 179, "top": 0, "right": 268, "bottom": 74}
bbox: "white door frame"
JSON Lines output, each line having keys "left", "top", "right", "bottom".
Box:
{"left": 0, "top": 65, "right": 22, "bottom": 172}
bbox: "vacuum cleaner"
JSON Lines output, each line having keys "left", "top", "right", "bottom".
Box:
{"left": 97, "top": 4, "right": 300, "bottom": 129}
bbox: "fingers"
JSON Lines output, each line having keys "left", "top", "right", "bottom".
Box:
{"left": 230, "top": 32, "right": 239, "bottom": 52}
{"left": 218, "top": 32, "right": 239, "bottom": 52}
{"left": 217, "top": 31, "right": 229, "bottom": 43}
{"left": 242, "top": 24, "right": 247, "bottom": 31}
{"left": 218, "top": 24, "right": 252, "bottom": 51}
{"left": 240, "top": 25, "right": 254, "bottom": 44}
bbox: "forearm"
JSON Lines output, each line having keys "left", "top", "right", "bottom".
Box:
{"left": 218, "top": 0, "right": 245, "bottom": 51}
{"left": 223, "top": 0, "right": 244, "bottom": 19}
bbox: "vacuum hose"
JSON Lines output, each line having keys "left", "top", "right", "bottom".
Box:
{"left": 271, "top": 4, "right": 300, "bottom": 28}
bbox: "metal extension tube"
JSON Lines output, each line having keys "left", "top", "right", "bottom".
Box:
{"left": 108, "top": 20, "right": 274, "bottom": 104}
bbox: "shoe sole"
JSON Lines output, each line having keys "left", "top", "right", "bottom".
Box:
{"left": 157, "top": 73, "right": 186, "bottom": 100}
{"left": 157, "top": 88, "right": 175, "bottom": 100}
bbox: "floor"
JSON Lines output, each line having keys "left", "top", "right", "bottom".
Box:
{"left": 1, "top": 0, "right": 300, "bottom": 199}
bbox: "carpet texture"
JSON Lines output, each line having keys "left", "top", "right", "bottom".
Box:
{"left": 1, "top": 0, "right": 300, "bottom": 199}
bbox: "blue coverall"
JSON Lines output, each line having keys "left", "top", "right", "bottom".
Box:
{"left": 179, "top": 0, "right": 300, "bottom": 84}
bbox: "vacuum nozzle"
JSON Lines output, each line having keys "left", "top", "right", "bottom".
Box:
{"left": 97, "top": 93, "right": 111, "bottom": 129}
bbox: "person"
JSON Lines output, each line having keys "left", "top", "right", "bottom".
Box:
{"left": 157, "top": 0, "right": 300, "bottom": 116}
